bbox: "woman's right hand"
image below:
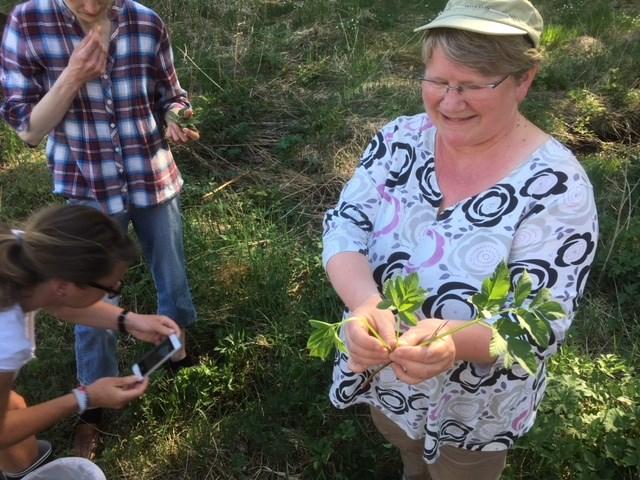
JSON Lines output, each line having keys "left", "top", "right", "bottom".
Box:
{"left": 62, "top": 24, "right": 108, "bottom": 88}
{"left": 125, "top": 312, "right": 181, "bottom": 345}
{"left": 85, "top": 376, "right": 148, "bottom": 410}
{"left": 344, "top": 296, "right": 397, "bottom": 372}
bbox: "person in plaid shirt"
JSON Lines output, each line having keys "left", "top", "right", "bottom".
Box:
{"left": 0, "top": 0, "right": 199, "bottom": 460}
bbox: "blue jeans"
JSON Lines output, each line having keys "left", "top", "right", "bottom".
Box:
{"left": 70, "top": 196, "right": 196, "bottom": 384}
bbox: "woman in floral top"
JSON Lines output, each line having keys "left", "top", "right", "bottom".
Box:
{"left": 321, "top": 1, "right": 598, "bottom": 478}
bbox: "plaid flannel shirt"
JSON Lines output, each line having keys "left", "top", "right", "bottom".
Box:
{"left": 0, "top": 0, "right": 187, "bottom": 214}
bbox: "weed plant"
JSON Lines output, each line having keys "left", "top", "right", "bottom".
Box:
{"left": 0, "top": 0, "right": 639, "bottom": 478}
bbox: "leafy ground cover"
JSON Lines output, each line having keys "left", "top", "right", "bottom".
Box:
{"left": 0, "top": 0, "right": 639, "bottom": 478}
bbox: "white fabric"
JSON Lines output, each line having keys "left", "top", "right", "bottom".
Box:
{"left": 21, "top": 457, "right": 106, "bottom": 480}
{"left": 0, "top": 304, "right": 36, "bottom": 373}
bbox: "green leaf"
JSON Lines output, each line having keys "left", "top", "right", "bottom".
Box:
{"left": 515, "top": 310, "right": 550, "bottom": 347}
{"left": 377, "top": 299, "right": 394, "bottom": 310}
{"left": 399, "top": 311, "right": 418, "bottom": 327}
{"left": 387, "top": 278, "right": 401, "bottom": 308}
{"left": 167, "top": 111, "right": 181, "bottom": 123}
{"left": 504, "top": 337, "right": 538, "bottom": 376}
{"left": 513, "top": 270, "right": 532, "bottom": 307}
{"left": 486, "top": 261, "right": 511, "bottom": 307}
{"left": 334, "top": 329, "right": 348, "bottom": 354}
{"left": 494, "top": 315, "right": 525, "bottom": 337}
{"left": 307, "top": 320, "right": 343, "bottom": 360}
{"left": 473, "top": 261, "right": 511, "bottom": 311}
{"left": 489, "top": 329, "right": 508, "bottom": 359}
{"left": 534, "top": 300, "right": 566, "bottom": 321}
{"left": 380, "top": 273, "right": 428, "bottom": 324}
{"left": 530, "top": 288, "right": 553, "bottom": 309}
{"left": 470, "top": 291, "right": 489, "bottom": 310}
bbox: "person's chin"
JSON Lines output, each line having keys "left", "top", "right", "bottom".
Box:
{"left": 79, "top": 12, "right": 104, "bottom": 24}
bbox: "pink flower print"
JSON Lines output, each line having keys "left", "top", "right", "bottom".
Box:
{"left": 420, "top": 117, "right": 434, "bottom": 132}
{"left": 429, "top": 393, "right": 451, "bottom": 421}
{"left": 406, "top": 229, "right": 445, "bottom": 273}
{"left": 512, "top": 408, "right": 530, "bottom": 431}
{"left": 373, "top": 185, "right": 401, "bottom": 238}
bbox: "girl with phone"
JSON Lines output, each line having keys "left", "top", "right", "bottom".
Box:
{"left": 0, "top": 204, "right": 181, "bottom": 479}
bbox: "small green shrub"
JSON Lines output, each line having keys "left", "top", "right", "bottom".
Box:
{"left": 511, "top": 350, "right": 640, "bottom": 480}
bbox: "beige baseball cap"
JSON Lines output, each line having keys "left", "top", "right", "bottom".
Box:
{"left": 414, "top": 0, "right": 543, "bottom": 48}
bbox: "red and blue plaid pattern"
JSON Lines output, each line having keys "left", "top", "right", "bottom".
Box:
{"left": 0, "top": 0, "right": 187, "bottom": 214}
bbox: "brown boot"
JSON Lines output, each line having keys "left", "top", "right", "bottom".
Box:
{"left": 72, "top": 423, "right": 100, "bottom": 460}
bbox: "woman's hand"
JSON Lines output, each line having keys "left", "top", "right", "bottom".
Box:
{"left": 85, "top": 376, "right": 148, "bottom": 410}
{"left": 344, "top": 296, "right": 397, "bottom": 373}
{"left": 165, "top": 108, "right": 200, "bottom": 144}
{"left": 124, "top": 313, "right": 180, "bottom": 344}
{"left": 62, "top": 24, "right": 108, "bottom": 89}
{"left": 389, "top": 320, "right": 456, "bottom": 384}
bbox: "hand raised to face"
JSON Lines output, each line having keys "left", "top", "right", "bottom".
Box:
{"left": 64, "top": 22, "right": 109, "bottom": 88}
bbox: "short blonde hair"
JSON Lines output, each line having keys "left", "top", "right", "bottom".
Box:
{"left": 422, "top": 28, "right": 542, "bottom": 81}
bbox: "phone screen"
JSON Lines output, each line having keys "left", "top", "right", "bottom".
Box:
{"left": 136, "top": 337, "right": 178, "bottom": 376}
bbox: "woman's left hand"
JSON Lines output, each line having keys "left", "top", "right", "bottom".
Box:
{"left": 389, "top": 320, "right": 456, "bottom": 384}
{"left": 165, "top": 108, "right": 200, "bottom": 144}
{"left": 124, "top": 313, "right": 181, "bottom": 344}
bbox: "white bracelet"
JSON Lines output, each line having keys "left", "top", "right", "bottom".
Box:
{"left": 72, "top": 386, "right": 90, "bottom": 414}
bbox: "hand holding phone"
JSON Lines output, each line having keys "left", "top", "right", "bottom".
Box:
{"left": 132, "top": 334, "right": 182, "bottom": 379}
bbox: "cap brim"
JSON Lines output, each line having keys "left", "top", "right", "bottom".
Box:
{"left": 414, "top": 16, "right": 528, "bottom": 36}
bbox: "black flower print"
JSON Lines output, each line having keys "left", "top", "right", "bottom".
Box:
{"left": 439, "top": 419, "right": 474, "bottom": 443}
{"left": 376, "top": 386, "right": 409, "bottom": 414}
{"left": 373, "top": 251, "right": 410, "bottom": 291}
{"left": 449, "top": 362, "right": 529, "bottom": 394}
{"left": 519, "top": 168, "right": 568, "bottom": 200}
{"left": 325, "top": 203, "right": 373, "bottom": 233}
{"left": 509, "top": 259, "right": 558, "bottom": 292}
{"left": 515, "top": 203, "right": 545, "bottom": 230}
{"left": 360, "top": 131, "right": 387, "bottom": 169}
{"left": 422, "top": 281, "right": 478, "bottom": 320}
{"left": 416, "top": 156, "right": 442, "bottom": 207}
{"left": 335, "top": 359, "right": 371, "bottom": 402}
{"left": 408, "top": 393, "right": 430, "bottom": 411}
{"left": 573, "top": 264, "right": 592, "bottom": 311}
{"left": 385, "top": 142, "right": 417, "bottom": 188}
{"left": 467, "top": 431, "right": 518, "bottom": 450}
{"left": 462, "top": 184, "right": 518, "bottom": 227}
{"left": 555, "top": 233, "right": 595, "bottom": 267}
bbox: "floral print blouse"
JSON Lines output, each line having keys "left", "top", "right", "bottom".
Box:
{"left": 322, "top": 113, "right": 598, "bottom": 462}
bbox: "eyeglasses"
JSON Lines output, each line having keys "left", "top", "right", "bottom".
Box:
{"left": 419, "top": 74, "right": 510, "bottom": 99}
{"left": 86, "top": 280, "right": 123, "bottom": 299}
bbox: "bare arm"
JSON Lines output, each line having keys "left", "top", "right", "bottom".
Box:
{"left": 326, "top": 252, "right": 381, "bottom": 311}
{"left": 0, "top": 374, "right": 147, "bottom": 448}
{"left": 18, "top": 26, "right": 107, "bottom": 145}
{"left": 44, "top": 300, "right": 180, "bottom": 344}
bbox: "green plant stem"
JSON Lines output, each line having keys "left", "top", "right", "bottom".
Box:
{"left": 346, "top": 315, "right": 392, "bottom": 351}
{"left": 416, "top": 317, "right": 490, "bottom": 347}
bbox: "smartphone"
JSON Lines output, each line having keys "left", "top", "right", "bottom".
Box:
{"left": 132, "top": 334, "right": 182, "bottom": 379}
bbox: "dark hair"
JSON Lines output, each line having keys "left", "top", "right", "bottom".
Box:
{"left": 0, "top": 204, "right": 137, "bottom": 308}
{"left": 423, "top": 28, "right": 542, "bottom": 81}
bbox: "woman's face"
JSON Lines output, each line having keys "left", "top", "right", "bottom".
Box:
{"left": 64, "top": 0, "right": 112, "bottom": 25}
{"left": 422, "top": 46, "right": 534, "bottom": 149}
{"left": 66, "top": 261, "right": 128, "bottom": 308}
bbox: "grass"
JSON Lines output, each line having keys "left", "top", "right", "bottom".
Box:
{"left": 1, "top": 0, "right": 640, "bottom": 478}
